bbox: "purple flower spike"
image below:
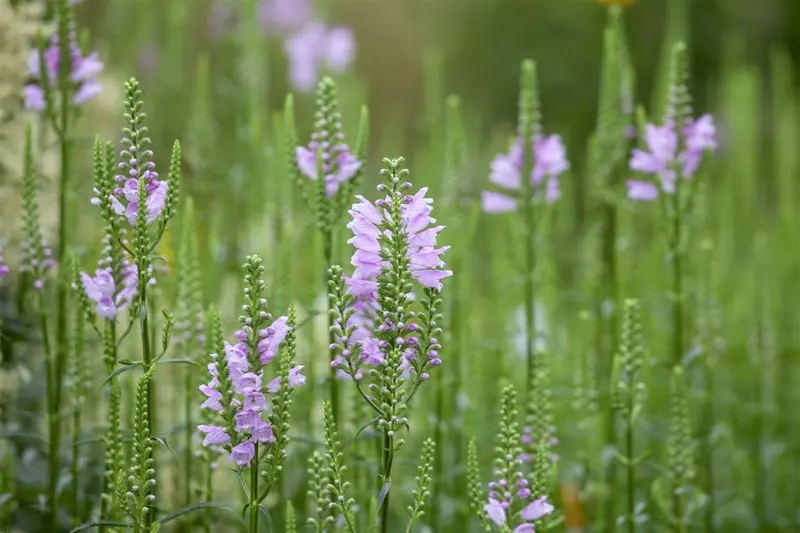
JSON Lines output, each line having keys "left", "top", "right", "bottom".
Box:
{"left": 626, "top": 115, "right": 717, "bottom": 201}
{"left": 25, "top": 34, "right": 104, "bottom": 110}
{"left": 285, "top": 21, "right": 355, "bottom": 93}
{"left": 482, "top": 134, "right": 569, "bottom": 213}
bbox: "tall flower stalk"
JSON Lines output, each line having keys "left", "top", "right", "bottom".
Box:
{"left": 481, "top": 383, "right": 555, "bottom": 532}
{"left": 286, "top": 77, "right": 368, "bottom": 424}
{"left": 611, "top": 299, "right": 646, "bottom": 533}
{"left": 23, "top": 0, "right": 102, "bottom": 524}
{"left": 20, "top": 121, "right": 58, "bottom": 526}
{"left": 80, "top": 135, "right": 131, "bottom": 532}
{"left": 624, "top": 42, "right": 716, "bottom": 367}
{"left": 197, "top": 256, "right": 303, "bottom": 533}
{"left": 83, "top": 77, "right": 180, "bottom": 527}
{"left": 481, "top": 60, "right": 569, "bottom": 401}
{"left": 328, "top": 157, "right": 451, "bottom": 532}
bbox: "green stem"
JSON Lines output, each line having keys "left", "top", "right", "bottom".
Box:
{"left": 204, "top": 449, "right": 213, "bottom": 533}
{"left": 48, "top": 26, "right": 74, "bottom": 530}
{"left": 249, "top": 443, "right": 259, "bottom": 533}
{"left": 184, "top": 367, "right": 193, "bottom": 507}
{"left": 702, "top": 363, "right": 715, "bottom": 533}
{"left": 71, "top": 399, "right": 81, "bottom": 527}
{"left": 99, "top": 320, "right": 118, "bottom": 533}
{"left": 625, "top": 408, "right": 635, "bottom": 533}
{"left": 323, "top": 229, "right": 340, "bottom": 425}
{"left": 431, "top": 375, "right": 444, "bottom": 531}
{"left": 139, "top": 286, "right": 155, "bottom": 528}
{"left": 41, "top": 304, "right": 58, "bottom": 530}
{"left": 380, "top": 430, "right": 395, "bottom": 533}
{"left": 672, "top": 246, "right": 683, "bottom": 367}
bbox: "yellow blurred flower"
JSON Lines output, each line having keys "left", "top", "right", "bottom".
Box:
{"left": 598, "top": 0, "right": 638, "bottom": 6}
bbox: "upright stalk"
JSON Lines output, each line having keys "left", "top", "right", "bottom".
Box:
{"left": 48, "top": 7, "right": 74, "bottom": 527}
{"left": 323, "top": 229, "right": 340, "bottom": 424}
{"left": 380, "top": 430, "right": 395, "bottom": 533}
{"left": 671, "top": 240, "right": 684, "bottom": 367}
{"left": 625, "top": 387, "right": 636, "bottom": 533}
{"left": 701, "top": 362, "right": 716, "bottom": 533}
{"left": 184, "top": 366, "right": 193, "bottom": 506}
{"left": 41, "top": 299, "right": 57, "bottom": 530}
{"left": 139, "top": 284, "right": 154, "bottom": 529}
{"left": 249, "top": 442, "right": 260, "bottom": 533}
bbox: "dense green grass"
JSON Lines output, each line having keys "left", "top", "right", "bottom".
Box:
{"left": 0, "top": 0, "right": 798, "bottom": 532}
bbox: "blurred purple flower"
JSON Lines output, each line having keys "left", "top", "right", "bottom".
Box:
{"left": 285, "top": 21, "right": 355, "bottom": 93}
{"left": 296, "top": 141, "right": 361, "bottom": 198}
{"left": 24, "top": 35, "right": 103, "bottom": 110}
{"left": 482, "top": 134, "right": 569, "bottom": 213}
{"left": 259, "top": 0, "right": 312, "bottom": 34}
{"left": 137, "top": 44, "right": 159, "bottom": 76}
{"left": 626, "top": 115, "right": 717, "bottom": 201}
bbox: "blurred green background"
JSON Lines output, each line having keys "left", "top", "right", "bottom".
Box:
{"left": 70, "top": 0, "right": 800, "bottom": 228}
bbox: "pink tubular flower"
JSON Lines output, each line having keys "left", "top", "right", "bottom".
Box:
{"left": 482, "top": 135, "right": 569, "bottom": 213}
{"left": 199, "top": 310, "right": 303, "bottom": 467}
{"left": 626, "top": 115, "right": 717, "bottom": 201}
{"left": 284, "top": 21, "right": 355, "bottom": 93}
{"left": 80, "top": 263, "right": 138, "bottom": 320}
{"left": 25, "top": 35, "right": 103, "bottom": 110}
{"left": 484, "top": 495, "right": 555, "bottom": 532}
{"left": 110, "top": 164, "right": 168, "bottom": 226}
{"left": 258, "top": 316, "right": 292, "bottom": 364}
{"left": 229, "top": 440, "right": 256, "bottom": 466}
{"left": 266, "top": 365, "right": 306, "bottom": 393}
{"left": 198, "top": 425, "right": 231, "bottom": 447}
{"left": 401, "top": 187, "right": 452, "bottom": 290}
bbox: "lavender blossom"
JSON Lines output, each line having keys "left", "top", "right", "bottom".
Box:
{"left": 259, "top": 0, "right": 312, "bottom": 34}
{"left": 625, "top": 115, "right": 717, "bottom": 201}
{"left": 333, "top": 159, "right": 450, "bottom": 383}
{"left": 346, "top": 188, "right": 452, "bottom": 293}
{"left": 485, "top": 496, "right": 554, "bottom": 532}
{"left": 295, "top": 79, "right": 362, "bottom": 200}
{"left": 24, "top": 34, "right": 103, "bottom": 110}
{"left": 107, "top": 125, "right": 168, "bottom": 226}
{"left": 79, "top": 260, "right": 138, "bottom": 320}
{"left": 198, "top": 282, "right": 299, "bottom": 468}
{"left": 285, "top": 21, "right": 355, "bottom": 93}
{"left": 482, "top": 134, "right": 570, "bottom": 212}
